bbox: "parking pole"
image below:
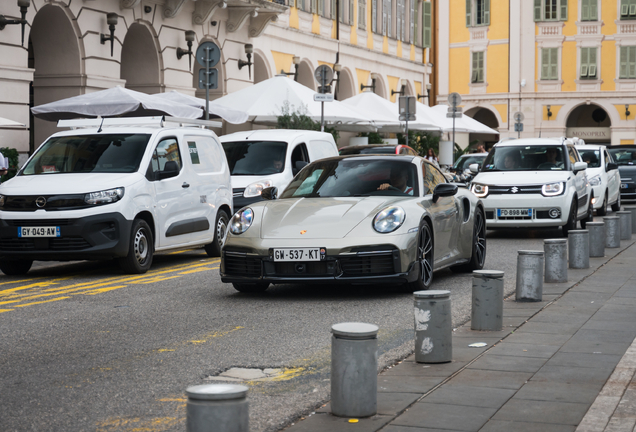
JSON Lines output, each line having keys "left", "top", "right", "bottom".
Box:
{"left": 471, "top": 271, "right": 504, "bottom": 331}
{"left": 331, "top": 322, "right": 378, "bottom": 418}
{"left": 603, "top": 216, "right": 621, "bottom": 248}
{"left": 617, "top": 211, "right": 633, "bottom": 241}
{"left": 186, "top": 384, "right": 249, "bottom": 432}
{"left": 624, "top": 206, "right": 636, "bottom": 234}
{"left": 544, "top": 239, "right": 568, "bottom": 282}
{"left": 515, "top": 251, "right": 544, "bottom": 302}
{"left": 414, "top": 290, "right": 452, "bottom": 363}
{"left": 587, "top": 222, "right": 605, "bottom": 258}
{"left": 568, "top": 230, "right": 589, "bottom": 269}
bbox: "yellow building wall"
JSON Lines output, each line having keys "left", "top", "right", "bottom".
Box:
{"left": 487, "top": 44, "right": 508, "bottom": 93}
{"left": 388, "top": 75, "right": 400, "bottom": 102}
{"left": 488, "top": 0, "right": 509, "bottom": 40}
{"left": 272, "top": 51, "right": 296, "bottom": 77}
{"left": 602, "top": 1, "right": 618, "bottom": 35}
{"left": 492, "top": 104, "right": 508, "bottom": 123}
{"left": 562, "top": 0, "right": 578, "bottom": 36}
{"left": 449, "top": 47, "right": 471, "bottom": 95}
{"left": 621, "top": 139, "right": 635, "bottom": 145}
{"left": 312, "top": 14, "right": 320, "bottom": 35}
{"left": 357, "top": 69, "right": 370, "bottom": 93}
{"left": 450, "top": 0, "right": 470, "bottom": 44}
{"left": 351, "top": 1, "right": 358, "bottom": 45}
{"left": 601, "top": 40, "right": 616, "bottom": 92}
{"left": 615, "top": 105, "right": 633, "bottom": 121}
{"left": 544, "top": 105, "right": 562, "bottom": 121}
{"left": 561, "top": 40, "right": 577, "bottom": 92}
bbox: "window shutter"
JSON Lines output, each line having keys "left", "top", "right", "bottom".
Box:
{"left": 340, "top": 0, "right": 344, "bottom": 23}
{"left": 332, "top": 0, "right": 336, "bottom": 18}
{"left": 620, "top": 46, "right": 628, "bottom": 78}
{"left": 387, "top": 0, "right": 392, "bottom": 36}
{"left": 423, "top": 1, "right": 431, "bottom": 47}
{"left": 588, "top": 48, "right": 597, "bottom": 77}
{"left": 559, "top": 0, "right": 567, "bottom": 21}
{"left": 359, "top": 0, "right": 366, "bottom": 28}
{"left": 631, "top": 2, "right": 636, "bottom": 16}
{"left": 409, "top": 0, "right": 415, "bottom": 42}
{"left": 581, "top": 0, "right": 589, "bottom": 20}
{"left": 350, "top": 0, "right": 355, "bottom": 25}
{"left": 372, "top": 0, "right": 377, "bottom": 32}
{"left": 550, "top": 47, "right": 558, "bottom": 79}
{"left": 621, "top": 0, "right": 629, "bottom": 17}
{"left": 484, "top": 0, "right": 490, "bottom": 25}
{"left": 397, "top": 0, "right": 402, "bottom": 39}
{"left": 466, "top": 0, "right": 472, "bottom": 27}
{"left": 478, "top": 52, "right": 484, "bottom": 82}
{"left": 472, "top": 52, "right": 478, "bottom": 82}
{"left": 311, "top": 0, "right": 316, "bottom": 13}
{"left": 383, "top": 0, "right": 388, "bottom": 35}
{"left": 541, "top": 48, "right": 550, "bottom": 79}
{"left": 590, "top": 0, "right": 598, "bottom": 20}
{"left": 580, "top": 48, "right": 589, "bottom": 77}
{"left": 630, "top": 47, "right": 636, "bottom": 78}
{"left": 318, "top": 0, "right": 323, "bottom": 16}
{"left": 534, "top": 0, "right": 542, "bottom": 21}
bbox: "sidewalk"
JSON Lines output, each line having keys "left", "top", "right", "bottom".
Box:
{"left": 283, "top": 239, "right": 636, "bottom": 432}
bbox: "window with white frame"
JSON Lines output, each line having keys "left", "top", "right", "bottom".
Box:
{"left": 466, "top": 0, "right": 490, "bottom": 27}
{"left": 534, "top": 0, "right": 568, "bottom": 21}
{"left": 580, "top": 47, "right": 598, "bottom": 79}
{"left": 580, "top": 0, "right": 598, "bottom": 21}
{"left": 372, "top": 0, "right": 377, "bottom": 32}
{"left": 359, "top": 0, "right": 367, "bottom": 29}
{"left": 471, "top": 51, "right": 484, "bottom": 83}
{"left": 422, "top": 0, "right": 431, "bottom": 47}
{"left": 397, "top": 0, "right": 405, "bottom": 41}
{"left": 340, "top": 0, "right": 344, "bottom": 22}
{"left": 620, "top": 46, "right": 636, "bottom": 78}
{"left": 621, "top": 0, "right": 636, "bottom": 19}
{"left": 541, "top": 47, "right": 559, "bottom": 80}
{"left": 383, "top": 0, "right": 392, "bottom": 36}
{"left": 409, "top": 0, "right": 415, "bottom": 43}
{"left": 349, "top": 0, "right": 355, "bottom": 25}
{"left": 331, "top": 0, "right": 336, "bottom": 18}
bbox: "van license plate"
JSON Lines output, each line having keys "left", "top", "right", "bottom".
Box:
{"left": 272, "top": 248, "right": 325, "bottom": 262}
{"left": 497, "top": 208, "right": 532, "bottom": 217}
{"left": 18, "top": 227, "right": 61, "bottom": 238}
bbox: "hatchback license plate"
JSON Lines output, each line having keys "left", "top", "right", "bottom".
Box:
{"left": 272, "top": 248, "right": 325, "bottom": 262}
{"left": 18, "top": 227, "right": 60, "bottom": 238}
{"left": 497, "top": 208, "right": 532, "bottom": 217}
{"left": 621, "top": 183, "right": 629, "bottom": 189}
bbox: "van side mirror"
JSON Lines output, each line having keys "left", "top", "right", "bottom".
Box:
{"left": 573, "top": 161, "right": 587, "bottom": 173}
{"left": 261, "top": 186, "right": 278, "bottom": 200}
{"left": 156, "top": 161, "right": 180, "bottom": 180}
{"left": 607, "top": 162, "right": 618, "bottom": 171}
{"left": 292, "top": 161, "right": 309, "bottom": 176}
{"left": 468, "top": 163, "right": 480, "bottom": 174}
{"left": 432, "top": 183, "right": 458, "bottom": 203}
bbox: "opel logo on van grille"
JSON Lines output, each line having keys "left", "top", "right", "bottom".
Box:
{"left": 35, "top": 196, "right": 47, "bottom": 208}
{"left": 510, "top": 187, "right": 519, "bottom": 194}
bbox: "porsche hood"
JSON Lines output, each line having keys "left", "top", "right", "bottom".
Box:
{"left": 259, "top": 197, "right": 401, "bottom": 239}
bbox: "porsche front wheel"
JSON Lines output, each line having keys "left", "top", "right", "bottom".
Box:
{"left": 405, "top": 221, "right": 434, "bottom": 292}
{"left": 451, "top": 209, "right": 486, "bottom": 272}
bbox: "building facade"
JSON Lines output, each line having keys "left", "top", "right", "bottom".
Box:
{"left": 438, "top": 0, "right": 636, "bottom": 147}
{"left": 0, "top": 0, "right": 434, "bottom": 158}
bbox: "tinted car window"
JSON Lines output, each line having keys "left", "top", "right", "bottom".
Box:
{"left": 578, "top": 149, "right": 601, "bottom": 168}
{"left": 482, "top": 145, "right": 565, "bottom": 171}
{"left": 339, "top": 146, "right": 397, "bottom": 155}
{"left": 422, "top": 161, "right": 447, "bottom": 195}
{"left": 453, "top": 155, "right": 486, "bottom": 172}
{"left": 608, "top": 148, "right": 636, "bottom": 165}
{"left": 222, "top": 141, "right": 287, "bottom": 175}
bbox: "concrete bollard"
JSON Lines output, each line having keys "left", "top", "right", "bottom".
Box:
{"left": 515, "top": 251, "right": 544, "bottom": 302}
{"left": 331, "top": 322, "right": 378, "bottom": 418}
{"left": 624, "top": 206, "right": 636, "bottom": 234}
{"left": 471, "top": 270, "right": 504, "bottom": 331}
{"left": 604, "top": 216, "right": 621, "bottom": 248}
{"left": 587, "top": 222, "right": 605, "bottom": 258}
{"left": 186, "top": 384, "right": 249, "bottom": 432}
{"left": 617, "top": 211, "right": 633, "bottom": 241}
{"left": 544, "top": 239, "right": 568, "bottom": 282}
{"left": 568, "top": 230, "right": 589, "bottom": 269}
{"left": 414, "top": 290, "right": 452, "bottom": 363}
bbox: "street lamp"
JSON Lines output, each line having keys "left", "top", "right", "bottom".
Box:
{"left": 281, "top": 55, "right": 300, "bottom": 81}
{"left": 100, "top": 13, "right": 119, "bottom": 57}
{"left": 176, "top": 30, "right": 196, "bottom": 71}
{"left": 0, "top": 0, "right": 31, "bottom": 47}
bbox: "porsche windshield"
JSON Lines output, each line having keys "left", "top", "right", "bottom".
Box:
{"left": 280, "top": 159, "right": 419, "bottom": 198}
{"left": 481, "top": 145, "right": 566, "bottom": 172}
{"left": 21, "top": 134, "right": 151, "bottom": 175}
{"left": 222, "top": 141, "right": 287, "bottom": 175}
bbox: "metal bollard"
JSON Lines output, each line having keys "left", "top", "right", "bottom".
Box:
{"left": 617, "top": 211, "right": 633, "bottom": 241}
{"left": 471, "top": 270, "right": 504, "bottom": 331}
{"left": 568, "top": 230, "right": 589, "bottom": 269}
{"left": 587, "top": 222, "right": 605, "bottom": 258}
{"left": 331, "top": 322, "right": 378, "bottom": 418}
{"left": 515, "top": 250, "right": 544, "bottom": 302}
{"left": 544, "top": 239, "right": 568, "bottom": 282}
{"left": 603, "top": 216, "right": 621, "bottom": 248}
{"left": 186, "top": 384, "right": 249, "bottom": 432}
{"left": 414, "top": 290, "right": 452, "bottom": 363}
{"left": 624, "top": 206, "right": 636, "bottom": 234}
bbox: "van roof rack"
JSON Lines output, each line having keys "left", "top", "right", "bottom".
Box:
{"left": 57, "top": 116, "right": 223, "bottom": 130}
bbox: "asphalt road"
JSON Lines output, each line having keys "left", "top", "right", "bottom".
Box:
{"left": 0, "top": 228, "right": 565, "bottom": 432}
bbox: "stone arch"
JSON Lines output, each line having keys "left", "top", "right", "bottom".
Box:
{"left": 29, "top": 4, "right": 83, "bottom": 150}
{"left": 404, "top": 80, "right": 414, "bottom": 97}
{"left": 465, "top": 106, "right": 500, "bottom": 129}
{"left": 374, "top": 75, "right": 387, "bottom": 99}
{"left": 193, "top": 38, "right": 226, "bottom": 100}
{"left": 253, "top": 50, "right": 271, "bottom": 84}
{"left": 335, "top": 68, "right": 355, "bottom": 101}
{"left": 565, "top": 103, "right": 612, "bottom": 128}
{"left": 296, "top": 59, "right": 316, "bottom": 91}
{"left": 563, "top": 102, "right": 614, "bottom": 143}
{"left": 121, "top": 22, "right": 163, "bottom": 94}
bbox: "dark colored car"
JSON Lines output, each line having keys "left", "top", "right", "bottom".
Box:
{"left": 338, "top": 144, "right": 419, "bottom": 156}
{"left": 447, "top": 153, "right": 488, "bottom": 184}
{"left": 608, "top": 145, "right": 636, "bottom": 202}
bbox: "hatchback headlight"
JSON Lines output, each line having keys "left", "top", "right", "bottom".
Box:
{"left": 471, "top": 183, "right": 489, "bottom": 198}
{"left": 588, "top": 175, "right": 601, "bottom": 186}
{"left": 541, "top": 182, "right": 564, "bottom": 197}
{"left": 244, "top": 180, "right": 273, "bottom": 198}
{"left": 230, "top": 208, "right": 254, "bottom": 235}
{"left": 373, "top": 206, "right": 405, "bottom": 233}
{"left": 0, "top": 194, "right": 5, "bottom": 208}
{"left": 85, "top": 187, "right": 125, "bottom": 205}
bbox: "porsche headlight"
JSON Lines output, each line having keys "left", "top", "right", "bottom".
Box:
{"left": 230, "top": 208, "right": 254, "bottom": 235}
{"left": 471, "top": 183, "right": 489, "bottom": 198}
{"left": 373, "top": 206, "right": 405, "bottom": 233}
{"left": 541, "top": 182, "right": 564, "bottom": 197}
{"left": 588, "top": 175, "right": 601, "bottom": 186}
{"left": 84, "top": 187, "right": 125, "bottom": 205}
{"left": 244, "top": 180, "right": 273, "bottom": 198}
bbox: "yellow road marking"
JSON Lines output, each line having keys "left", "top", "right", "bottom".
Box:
{"left": 0, "top": 309, "right": 14, "bottom": 313}
{"left": 14, "top": 297, "right": 70, "bottom": 307}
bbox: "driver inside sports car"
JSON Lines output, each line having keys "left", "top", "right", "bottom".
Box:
{"left": 377, "top": 166, "right": 414, "bottom": 195}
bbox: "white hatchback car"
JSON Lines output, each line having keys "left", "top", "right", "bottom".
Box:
{"left": 575, "top": 144, "right": 621, "bottom": 215}
{"left": 470, "top": 138, "right": 592, "bottom": 236}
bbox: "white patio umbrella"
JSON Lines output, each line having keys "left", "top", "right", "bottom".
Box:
{"left": 431, "top": 104, "right": 499, "bottom": 134}
{"left": 342, "top": 91, "right": 439, "bottom": 133}
{"left": 210, "top": 75, "right": 376, "bottom": 131}
{"left": 31, "top": 86, "right": 203, "bottom": 121}
{"left": 151, "top": 91, "right": 248, "bottom": 124}
{"left": 0, "top": 117, "right": 26, "bottom": 127}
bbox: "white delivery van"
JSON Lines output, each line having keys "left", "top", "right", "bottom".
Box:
{"left": 220, "top": 130, "right": 339, "bottom": 211}
{"left": 0, "top": 117, "right": 232, "bottom": 275}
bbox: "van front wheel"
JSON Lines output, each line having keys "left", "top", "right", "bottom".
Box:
{"left": 119, "top": 219, "right": 153, "bottom": 274}
{"left": 204, "top": 210, "right": 229, "bottom": 257}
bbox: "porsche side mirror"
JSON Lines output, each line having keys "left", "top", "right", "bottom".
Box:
{"left": 469, "top": 163, "right": 480, "bottom": 174}
{"left": 292, "top": 161, "right": 309, "bottom": 176}
{"left": 607, "top": 162, "right": 618, "bottom": 171}
{"left": 432, "top": 183, "right": 458, "bottom": 203}
{"left": 261, "top": 186, "right": 278, "bottom": 200}
{"left": 573, "top": 161, "right": 587, "bottom": 173}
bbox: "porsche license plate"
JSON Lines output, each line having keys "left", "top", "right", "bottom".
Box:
{"left": 497, "top": 208, "right": 532, "bottom": 217}
{"left": 18, "top": 226, "right": 61, "bottom": 238}
{"left": 272, "top": 248, "right": 325, "bottom": 262}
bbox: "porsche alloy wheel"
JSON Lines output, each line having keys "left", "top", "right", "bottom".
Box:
{"left": 406, "top": 221, "right": 434, "bottom": 291}
{"left": 451, "top": 209, "right": 486, "bottom": 272}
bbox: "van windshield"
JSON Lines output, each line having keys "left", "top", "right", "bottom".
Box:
{"left": 21, "top": 134, "right": 151, "bottom": 175}
{"left": 481, "top": 145, "right": 566, "bottom": 171}
{"left": 222, "top": 141, "right": 287, "bottom": 175}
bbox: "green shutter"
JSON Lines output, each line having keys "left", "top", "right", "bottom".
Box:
{"left": 472, "top": 52, "right": 478, "bottom": 82}
{"left": 559, "top": 0, "right": 567, "bottom": 21}
{"left": 590, "top": 0, "right": 598, "bottom": 20}
{"left": 581, "top": 0, "right": 588, "bottom": 20}
{"left": 423, "top": 1, "right": 431, "bottom": 47}
{"left": 478, "top": 52, "right": 484, "bottom": 82}
{"left": 541, "top": 49, "right": 550, "bottom": 79}
{"left": 588, "top": 48, "right": 597, "bottom": 77}
{"left": 622, "top": 0, "right": 629, "bottom": 17}
{"left": 414, "top": 1, "right": 419, "bottom": 45}
{"left": 620, "top": 46, "right": 629, "bottom": 78}
{"left": 534, "top": 0, "right": 542, "bottom": 21}
{"left": 466, "top": 0, "right": 472, "bottom": 27}
{"left": 630, "top": 47, "right": 636, "bottom": 78}
{"left": 484, "top": 0, "right": 490, "bottom": 25}
{"left": 550, "top": 48, "right": 558, "bottom": 79}
{"left": 580, "top": 48, "right": 589, "bottom": 77}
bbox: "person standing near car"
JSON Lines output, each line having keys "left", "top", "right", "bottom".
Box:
{"left": 0, "top": 151, "right": 8, "bottom": 181}
{"left": 425, "top": 148, "right": 439, "bottom": 166}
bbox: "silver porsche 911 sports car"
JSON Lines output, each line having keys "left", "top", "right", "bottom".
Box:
{"left": 220, "top": 155, "right": 486, "bottom": 293}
